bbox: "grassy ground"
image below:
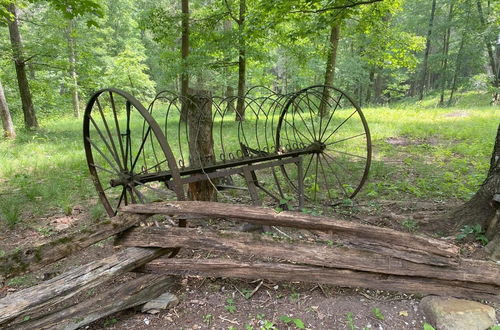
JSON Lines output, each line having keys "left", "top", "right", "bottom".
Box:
{"left": 0, "top": 91, "right": 498, "bottom": 230}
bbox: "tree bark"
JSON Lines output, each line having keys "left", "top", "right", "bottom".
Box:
{"left": 235, "top": 0, "right": 246, "bottom": 121}
{"left": 447, "top": 29, "right": 466, "bottom": 106}
{"left": 476, "top": 0, "right": 499, "bottom": 104}
{"left": 439, "top": 1, "right": 454, "bottom": 106}
{"left": 418, "top": 0, "right": 437, "bottom": 101}
{"left": 180, "top": 0, "right": 190, "bottom": 122}
{"left": 66, "top": 18, "right": 80, "bottom": 118}
{"left": 0, "top": 80, "right": 16, "bottom": 138}
{"left": 319, "top": 24, "right": 341, "bottom": 117}
{"left": 7, "top": 4, "right": 38, "bottom": 129}
{"left": 437, "top": 123, "right": 500, "bottom": 234}
{"left": 187, "top": 90, "right": 217, "bottom": 201}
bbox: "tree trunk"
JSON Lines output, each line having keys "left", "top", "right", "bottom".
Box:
{"left": 66, "top": 18, "right": 80, "bottom": 118}
{"left": 447, "top": 30, "right": 466, "bottom": 106}
{"left": 476, "top": 0, "right": 500, "bottom": 104}
{"left": 187, "top": 90, "right": 217, "bottom": 201}
{"left": 180, "top": 0, "right": 190, "bottom": 122}
{"left": 439, "top": 1, "right": 454, "bottom": 106}
{"left": 418, "top": 0, "right": 437, "bottom": 101}
{"left": 437, "top": 123, "right": 500, "bottom": 235}
{"left": 235, "top": 0, "right": 246, "bottom": 121}
{"left": 7, "top": 4, "right": 38, "bottom": 130}
{"left": 373, "top": 71, "right": 384, "bottom": 104}
{"left": 319, "top": 23, "right": 341, "bottom": 117}
{"left": 0, "top": 80, "right": 16, "bottom": 139}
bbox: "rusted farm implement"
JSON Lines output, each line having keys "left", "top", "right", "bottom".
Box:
{"left": 1, "top": 86, "right": 499, "bottom": 329}
{"left": 83, "top": 85, "right": 372, "bottom": 216}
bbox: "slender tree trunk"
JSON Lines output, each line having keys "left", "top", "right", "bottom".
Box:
{"left": 7, "top": 4, "right": 38, "bottom": 129}
{"left": 366, "top": 70, "right": 374, "bottom": 103}
{"left": 373, "top": 71, "right": 384, "bottom": 104}
{"left": 418, "top": 0, "right": 437, "bottom": 101}
{"left": 66, "top": 19, "right": 80, "bottom": 118}
{"left": 319, "top": 23, "right": 341, "bottom": 117}
{"left": 476, "top": 0, "right": 499, "bottom": 104}
{"left": 235, "top": 0, "right": 246, "bottom": 122}
{"left": 448, "top": 30, "right": 466, "bottom": 106}
{"left": 180, "top": 0, "right": 190, "bottom": 122}
{"left": 223, "top": 20, "right": 235, "bottom": 112}
{"left": 0, "top": 80, "right": 16, "bottom": 139}
{"left": 439, "top": 1, "right": 454, "bottom": 106}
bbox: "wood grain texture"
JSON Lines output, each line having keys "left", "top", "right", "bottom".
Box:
{"left": 0, "top": 213, "right": 149, "bottom": 279}
{"left": 120, "top": 201, "right": 459, "bottom": 266}
{"left": 118, "top": 226, "right": 500, "bottom": 286}
{"left": 0, "top": 247, "right": 168, "bottom": 326}
{"left": 142, "top": 258, "right": 500, "bottom": 303}
{"left": 10, "top": 274, "right": 176, "bottom": 330}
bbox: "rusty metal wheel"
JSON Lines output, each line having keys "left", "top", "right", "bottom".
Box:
{"left": 83, "top": 88, "right": 184, "bottom": 218}
{"left": 276, "top": 85, "right": 372, "bottom": 206}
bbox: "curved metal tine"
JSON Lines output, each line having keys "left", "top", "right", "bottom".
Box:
{"left": 136, "top": 159, "right": 168, "bottom": 176}
{"left": 292, "top": 91, "right": 317, "bottom": 143}
{"left": 288, "top": 102, "right": 313, "bottom": 146}
{"left": 320, "top": 153, "right": 349, "bottom": 197}
{"left": 319, "top": 93, "right": 343, "bottom": 142}
{"left": 211, "top": 97, "right": 227, "bottom": 163}
{"left": 245, "top": 95, "right": 265, "bottom": 152}
{"left": 325, "top": 132, "right": 367, "bottom": 147}
{"left": 94, "top": 98, "right": 124, "bottom": 171}
{"left": 131, "top": 126, "right": 152, "bottom": 173}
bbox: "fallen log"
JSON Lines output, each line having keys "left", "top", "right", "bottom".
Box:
{"left": 118, "top": 226, "right": 500, "bottom": 286}
{"left": 141, "top": 258, "right": 500, "bottom": 303}
{"left": 0, "top": 247, "right": 168, "bottom": 326}
{"left": 10, "top": 274, "right": 176, "bottom": 330}
{"left": 0, "top": 213, "right": 150, "bottom": 279}
{"left": 120, "top": 201, "right": 459, "bottom": 266}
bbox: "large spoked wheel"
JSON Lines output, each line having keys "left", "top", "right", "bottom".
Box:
{"left": 83, "top": 88, "right": 184, "bottom": 218}
{"left": 276, "top": 85, "right": 371, "bottom": 206}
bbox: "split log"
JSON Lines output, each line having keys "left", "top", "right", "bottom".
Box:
{"left": 118, "top": 226, "right": 500, "bottom": 286}
{"left": 0, "top": 247, "right": 168, "bottom": 326}
{"left": 0, "top": 213, "right": 149, "bottom": 279}
{"left": 141, "top": 258, "right": 500, "bottom": 303}
{"left": 10, "top": 274, "right": 176, "bottom": 330}
{"left": 120, "top": 201, "right": 459, "bottom": 266}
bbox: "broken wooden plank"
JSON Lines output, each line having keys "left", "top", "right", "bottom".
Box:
{"left": 0, "top": 247, "right": 169, "bottom": 326}
{"left": 118, "top": 226, "right": 500, "bottom": 286}
{"left": 9, "top": 274, "right": 176, "bottom": 330}
{"left": 120, "top": 201, "right": 459, "bottom": 266}
{"left": 0, "top": 213, "right": 150, "bottom": 279}
{"left": 141, "top": 258, "right": 500, "bottom": 303}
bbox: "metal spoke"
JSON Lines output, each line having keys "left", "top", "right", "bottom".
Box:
{"left": 89, "top": 116, "right": 122, "bottom": 171}
{"left": 319, "top": 94, "right": 343, "bottom": 141}
{"left": 323, "top": 109, "right": 357, "bottom": 143}
{"left": 131, "top": 126, "right": 152, "bottom": 172}
{"left": 86, "top": 137, "right": 121, "bottom": 174}
{"left": 89, "top": 162, "right": 117, "bottom": 175}
{"left": 95, "top": 98, "right": 124, "bottom": 171}
{"left": 326, "top": 132, "right": 366, "bottom": 146}
{"left": 317, "top": 155, "right": 333, "bottom": 200}
{"left": 327, "top": 149, "right": 367, "bottom": 160}
{"left": 110, "top": 92, "right": 127, "bottom": 166}
{"left": 321, "top": 153, "right": 348, "bottom": 197}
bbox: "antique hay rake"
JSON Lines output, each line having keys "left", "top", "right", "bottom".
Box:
{"left": 83, "top": 85, "right": 372, "bottom": 217}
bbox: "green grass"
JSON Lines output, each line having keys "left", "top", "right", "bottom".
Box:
{"left": 0, "top": 91, "right": 498, "bottom": 229}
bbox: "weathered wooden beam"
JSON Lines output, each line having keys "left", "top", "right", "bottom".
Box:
{"left": 120, "top": 201, "right": 459, "bottom": 266}
{"left": 0, "top": 247, "right": 168, "bottom": 326}
{"left": 0, "top": 213, "right": 150, "bottom": 279}
{"left": 10, "top": 274, "right": 176, "bottom": 330}
{"left": 118, "top": 226, "right": 500, "bottom": 286}
{"left": 141, "top": 258, "right": 500, "bottom": 303}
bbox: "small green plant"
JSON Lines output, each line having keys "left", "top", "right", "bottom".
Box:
{"left": 489, "top": 326, "right": 500, "bottom": 330}
{"left": 225, "top": 298, "right": 237, "bottom": 313}
{"left": 372, "top": 307, "right": 385, "bottom": 321}
{"left": 36, "top": 226, "right": 54, "bottom": 237}
{"left": 345, "top": 312, "right": 356, "bottom": 330}
{"left": 279, "top": 315, "right": 305, "bottom": 329}
{"left": 7, "top": 275, "right": 35, "bottom": 288}
{"left": 203, "top": 313, "right": 213, "bottom": 325}
{"left": 401, "top": 219, "right": 418, "bottom": 232}
{"left": 261, "top": 320, "right": 277, "bottom": 330}
{"left": 228, "top": 326, "right": 237, "bottom": 330}
{"left": 456, "top": 224, "right": 489, "bottom": 245}
{"left": 22, "top": 316, "right": 30, "bottom": 322}
{"left": 245, "top": 325, "right": 254, "bottom": 330}
{"left": 290, "top": 292, "right": 300, "bottom": 301}
{"left": 423, "top": 323, "right": 436, "bottom": 330}
{"left": 103, "top": 318, "right": 118, "bottom": 327}
{"left": 1, "top": 203, "right": 21, "bottom": 228}
{"left": 89, "top": 204, "right": 105, "bottom": 221}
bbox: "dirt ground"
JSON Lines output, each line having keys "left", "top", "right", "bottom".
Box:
{"left": 1, "top": 199, "right": 499, "bottom": 330}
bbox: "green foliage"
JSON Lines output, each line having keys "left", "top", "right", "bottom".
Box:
{"left": 279, "top": 315, "right": 306, "bottom": 329}
{"left": 423, "top": 323, "right": 436, "bottom": 330}
{"left": 456, "top": 224, "right": 489, "bottom": 245}
{"left": 372, "top": 307, "right": 385, "bottom": 321}
{"left": 224, "top": 298, "right": 237, "bottom": 313}
{"left": 345, "top": 312, "right": 356, "bottom": 330}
